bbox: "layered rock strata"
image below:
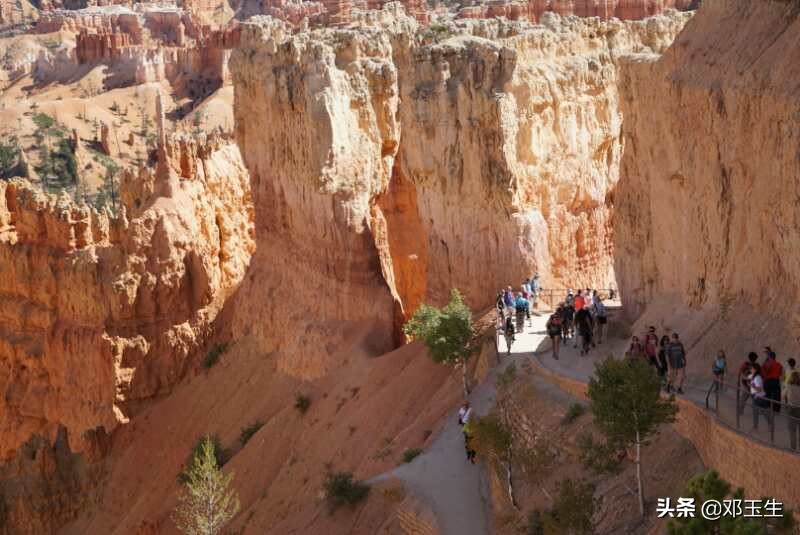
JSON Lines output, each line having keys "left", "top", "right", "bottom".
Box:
{"left": 231, "top": 6, "right": 691, "bottom": 377}
{"left": 0, "top": 131, "right": 254, "bottom": 465}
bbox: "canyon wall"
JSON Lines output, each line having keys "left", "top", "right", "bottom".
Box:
{"left": 614, "top": 0, "right": 800, "bottom": 358}
{"left": 232, "top": 6, "right": 690, "bottom": 352}
{"left": 0, "top": 131, "right": 253, "bottom": 463}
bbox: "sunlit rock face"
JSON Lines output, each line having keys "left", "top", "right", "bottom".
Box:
{"left": 230, "top": 6, "right": 690, "bottom": 378}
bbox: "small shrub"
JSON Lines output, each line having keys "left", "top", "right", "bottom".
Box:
{"left": 179, "top": 434, "right": 225, "bottom": 483}
{"left": 401, "top": 448, "right": 422, "bottom": 463}
{"left": 203, "top": 342, "right": 229, "bottom": 369}
{"left": 561, "top": 402, "right": 586, "bottom": 425}
{"left": 32, "top": 112, "right": 54, "bottom": 131}
{"left": 323, "top": 471, "right": 370, "bottom": 512}
{"left": 239, "top": 420, "right": 265, "bottom": 446}
{"left": 294, "top": 393, "right": 311, "bottom": 414}
{"left": 577, "top": 433, "right": 621, "bottom": 474}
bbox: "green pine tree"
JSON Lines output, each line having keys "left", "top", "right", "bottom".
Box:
{"left": 174, "top": 437, "right": 240, "bottom": 535}
{"left": 668, "top": 470, "right": 794, "bottom": 535}
{"left": 587, "top": 358, "right": 677, "bottom": 517}
{"left": 403, "top": 288, "right": 476, "bottom": 395}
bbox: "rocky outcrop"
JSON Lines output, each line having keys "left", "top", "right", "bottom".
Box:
{"left": 0, "top": 132, "right": 253, "bottom": 464}
{"left": 530, "top": 0, "right": 699, "bottom": 20}
{"left": 231, "top": 6, "right": 691, "bottom": 372}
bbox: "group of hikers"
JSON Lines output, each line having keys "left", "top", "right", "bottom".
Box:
{"left": 495, "top": 281, "right": 613, "bottom": 359}
{"left": 624, "top": 327, "right": 688, "bottom": 394}
{"left": 733, "top": 348, "right": 800, "bottom": 448}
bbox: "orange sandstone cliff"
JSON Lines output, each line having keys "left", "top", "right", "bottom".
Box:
{"left": 0, "top": 5, "right": 695, "bottom": 534}
{"left": 614, "top": 0, "right": 800, "bottom": 363}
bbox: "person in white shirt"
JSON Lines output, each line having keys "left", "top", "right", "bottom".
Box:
{"left": 458, "top": 401, "right": 473, "bottom": 427}
{"left": 457, "top": 401, "right": 476, "bottom": 463}
{"left": 750, "top": 366, "right": 773, "bottom": 431}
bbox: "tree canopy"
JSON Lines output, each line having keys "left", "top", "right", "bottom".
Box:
{"left": 403, "top": 288, "right": 474, "bottom": 366}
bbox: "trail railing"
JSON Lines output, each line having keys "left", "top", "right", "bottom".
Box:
{"left": 695, "top": 378, "right": 800, "bottom": 454}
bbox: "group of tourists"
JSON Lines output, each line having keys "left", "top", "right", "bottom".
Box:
{"left": 544, "top": 289, "right": 608, "bottom": 359}
{"left": 495, "top": 274, "right": 541, "bottom": 354}
{"left": 625, "top": 327, "right": 688, "bottom": 394}
{"left": 734, "top": 348, "right": 800, "bottom": 448}
{"left": 484, "top": 281, "right": 800, "bottom": 456}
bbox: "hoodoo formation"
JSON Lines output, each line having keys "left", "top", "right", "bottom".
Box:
{"left": 1, "top": 0, "right": 799, "bottom": 534}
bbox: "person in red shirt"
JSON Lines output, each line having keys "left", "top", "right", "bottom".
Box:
{"left": 573, "top": 290, "right": 586, "bottom": 311}
{"left": 762, "top": 347, "right": 783, "bottom": 413}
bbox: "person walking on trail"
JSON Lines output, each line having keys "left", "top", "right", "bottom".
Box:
{"left": 712, "top": 350, "right": 727, "bottom": 391}
{"left": 531, "top": 273, "right": 540, "bottom": 312}
{"left": 514, "top": 293, "right": 529, "bottom": 332}
{"left": 748, "top": 364, "right": 772, "bottom": 432}
{"left": 546, "top": 308, "right": 564, "bottom": 360}
{"left": 574, "top": 289, "right": 585, "bottom": 312}
{"left": 762, "top": 347, "right": 783, "bottom": 413}
{"left": 574, "top": 306, "right": 593, "bottom": 356}
{"left": 666, "top": 333, "right": 687, "bottom": 394}
{"left": 522, "top": 278, "right": 531, "bottom": 298}
{"left": 626, "top": 335, "right": 646, "bottom": 363}
{"left": 657, "top": 335, "right": 669, "bottom": 385}
{"left": 593, "top": 296, "right": 608, "bottom": 344}
{"left": 562, "top": 291, "right": 575, "bottom": 339}
{"left": 644, "top": 326, "right": 659, "bottom": 371}
{"left": 458, "top": 401, "right": 477, "bottom": 463}
{"left": 495, "top": 292, "right": 505, "bottom": 330}
{"left": 786, "top": 371, "right": 800, "bottom": 451}
{"left": 503, "top": 287, "right": 515, "bottom": 316}
{"left": 737, "top": 352, "right": 759, "bottom": 414}
{"left": 783, "top": 358, "right": 797, "bottom": 405}
{"left": 503, "top": 316, "right": 515, "bottom": 355}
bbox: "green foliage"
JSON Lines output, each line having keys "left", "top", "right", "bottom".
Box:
{"left": 0, "top": 141, "right": 19, "bottom": 179}
{"left": 562, "top": 403, "right": 586, "bottom": 425}
{"left": 588, "top": 358, "right": 677, "bottom": 446}
{"left": 403, "top": 289, "right": 475, "bottom": 367}
{"left": 401, "top": 448, "right": 422, "bottom": 463}
{"left": 93, "top": 163, "right": 121, "bottom": 213}
{"left": 577, "top": 433, "right": 621, "bottom": 474}
{"left": 294, "top": 393, "right": 311, "bottom": 414}
{"left": 203, "top": 343, "right": 229, "bottom": 370}
{"left": 239, "top": 420, "right": 265, "bottom": 446}
{"left": 427, "top": 23, "right": 452, "bottom": 40}
{"left": 36, "top": 138, "right": 79, "bottom": 192}
{"left": 32, "top": 112, "right": 55, "bottom": 131}
{"left": 174, "top": 436, "right": 240, "bottom": 535}
{"left": 668, "top": 470, "right": 795, "bottom": 535}
{"left": 322, "top": 471, "right": 370, "bottom": 513}
{"left": 469, "top": 413, "right": 512, "bottom": 462}
{"left": 529, "top": 479, "right": 596, "bottom": 535}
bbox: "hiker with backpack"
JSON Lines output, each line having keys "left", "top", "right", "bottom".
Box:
{"left": 503, "top": 315, "right": 515, "bottom": 355}
{"left": 546, "top": 307, "right": 564, "bottom": 359}
{"left": 593, "top": 296, "right": 607, "bottom": 344}
{"left": 644, "top": 326, "right": 660, "bottom": 373}
{"left": 514, "top": 292, "right": 529, "bottom": 332}
{"left": 574, "top": 305, "right": 593, "bottom": 356}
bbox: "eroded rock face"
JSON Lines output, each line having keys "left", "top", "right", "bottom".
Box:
{"left": 614, "top": 0, "right": 800, "bottom": 324}
{"left": 231, "top": 6, "right": 691, "bottom": 378}
{"left": 0, "top": 132, "right": 254, "bottom": 467}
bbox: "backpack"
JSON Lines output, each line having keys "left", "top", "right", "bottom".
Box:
{"left": 547, "top": 315, "right": 561, "bottom": 336}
